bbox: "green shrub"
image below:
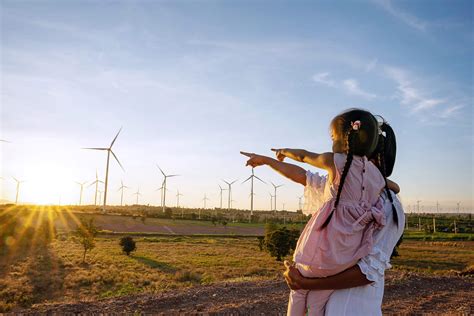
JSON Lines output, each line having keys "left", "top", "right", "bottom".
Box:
{"left": 119, "top": 236, "right": 136, "bottom": 256}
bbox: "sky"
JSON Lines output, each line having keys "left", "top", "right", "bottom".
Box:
{"left": 1, "top": 0, "right": 473, "bottom": 212}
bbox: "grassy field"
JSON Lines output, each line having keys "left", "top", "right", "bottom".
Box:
{"left": 1, "top": 235, "right": 473, "bottom": 312}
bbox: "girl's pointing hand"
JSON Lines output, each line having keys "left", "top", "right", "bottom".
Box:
{"left": 240, "top": 151, "right": 268, "bottom": 168}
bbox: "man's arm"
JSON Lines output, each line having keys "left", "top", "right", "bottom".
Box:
{"left": 283, "top": 261, "right": 372, "bottom": 291}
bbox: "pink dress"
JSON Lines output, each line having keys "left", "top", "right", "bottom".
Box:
{"left": 288, "top": 153, "right": 386, "bottom": 316}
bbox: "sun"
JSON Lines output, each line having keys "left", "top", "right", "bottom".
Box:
{"left": 19, "top": 164, "right": 75, "bottom": 205}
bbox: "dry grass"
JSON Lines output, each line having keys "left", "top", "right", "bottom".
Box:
{"left": 0, "top": 236, "right": 286, "bottom": 312}
{"left": 391, "top": 240, "right": 474, "bottom": 274}
{"left": 1, "top": 235, "right": 473, "bottom": 312}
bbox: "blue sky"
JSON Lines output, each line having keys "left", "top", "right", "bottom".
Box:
{"left": 1, "top": 0, "right": 472, "bottom": 212}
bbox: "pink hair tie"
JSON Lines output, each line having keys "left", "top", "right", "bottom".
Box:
{"left": 351, "top": 120, "right": 361, "bottom": 131}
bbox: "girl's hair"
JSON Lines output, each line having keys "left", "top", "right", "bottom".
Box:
{"left": 370, "top": 117, "right": 398, "bottom": 224}
{"left": 321, "top": 109, "right": 379, "bottom": 229}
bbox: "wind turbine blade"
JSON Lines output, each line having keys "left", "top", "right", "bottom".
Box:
{"left": 254, "top": 176, "right": 266, "bottom": 184}
{"left": 222, "top": 180, "right": 230, "bottom": 185}
{"left": 230, "top": 180, "right": 238, "bottom": 185}
{"left": 168, "top": 174, "right": 180, "bottom": 177}
{"left": 12, "top": 176, "right": 19, "bottom": 182}
{"left": 277, "top": 184, "right": 284, "bottom": 188}
{"left": 88, "top": 181, "right": 96, "bottom": 187}
{"left": 0, "top": 140, "right": 11, "bottom": 143}
{"left": 82, "top": 147, "right": 108, "bottom": 150}
{"left": 271, "top": 181, "right": 276, "bottom": 188}
{"left": 156, "top": 164, "right": 166, "bottom": 176}
{"left": 242, "top": 176, "right": 252, "bottom": 184}
{"left": 110, "top": 150, "right": 125, "bottom": 171}
{"left": 110, "top": 127, "right": 122, "bottom": 148}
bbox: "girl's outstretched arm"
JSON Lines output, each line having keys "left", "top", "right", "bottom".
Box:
{"left": 240, "top": 151, "right": 306, "bottom": 186}
{"left": 271, "top": 148, "right": 335, "bottom": 181}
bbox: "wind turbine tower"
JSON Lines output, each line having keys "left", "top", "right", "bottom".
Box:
{"left": 242, "top": 168, "right": 265, "bottom": 216}
{"left": 76, "top": 181, "right": 87, "bottom": 205}
{"left": 271, "top": 182, "right": 283, "bottom": 212}
{"left": 12, "top": 177, "right": 24, "bottom": 204}
{"left": 157, "top": 165, "right": 179, "bottom": 212}
{"left": 176, "top": 189, "right": 183, "bottom": 208}
{"left": 89, "top": 170, "right": 104, "bottom": 205}
{"left": 133, "top": 188, "right": 141, "bottom": 205}
{"left": 117, "top": 180, "right": 129, "bottom": 206}
{"left": 222, "top": 179, "right": 237, "bottom": 211}
{"left": 218, "top": 185, "right": 227, "bottom": 209}
{"left": 83, "top": 128, "right": 124, "bottom": 212}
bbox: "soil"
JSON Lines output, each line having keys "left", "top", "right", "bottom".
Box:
{"left": 16, "top": 271, "right": 473, "bottom": 315}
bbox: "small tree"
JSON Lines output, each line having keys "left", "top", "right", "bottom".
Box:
{"left": 75, "top": 217, "right": 98, "bottom": 263}
{"left": 265, "top": 227, "right": 297, "bottom": 261}
{"left": 119, "top": 236, "right": 136, "bottom": 256}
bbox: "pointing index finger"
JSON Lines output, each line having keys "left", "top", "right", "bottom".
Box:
{"left": 240, "top": 151, "right": 253, "bottom": 157}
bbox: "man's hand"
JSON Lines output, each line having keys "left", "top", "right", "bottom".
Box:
{"left": 283, "top": 260, "right": 305, "bottom": 290}
{"left": 271, "top": 148, "right": 288, "bottom": 162}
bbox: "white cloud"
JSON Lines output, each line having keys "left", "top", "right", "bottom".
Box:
{"left": 384, "top": 65, "right": 468, "bottom": 122}
{"left": 311, "top": 72, "right": 336, "bottom": 87}
{"left": 342, "top": 79, "right": 376, "bottom": 99}
{"left": 437, "top": 105, "right": 464, "bottom": 119}
{"left": 373, "top": 0, "right": 427, "bottom": 31}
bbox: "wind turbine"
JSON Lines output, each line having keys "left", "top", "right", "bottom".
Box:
{"left": 269, "top": 192, "right": 274, "bottom": 211}
{"left": 202, "top": 194, "right": 210, "bottom": 209}
{"left": 157, "top": 165, "right": 179, "bottom": 212}
{"left": 271, "top": 182, "right": 283, "bottom": 212}
{"left": 218, "top": 185, "right": 227, "bottom": 209}
{"left": 242, "top": 168, "right": 265, "bottom": 216}
{"left": 83, "top": 128, "right": 124, "bottom": 211}
{"left": 176, "top": 189, "right": 183, "bottom": 208}
{"left": 133, "top": 187, "right": 141, "bottom": 205}
{"left": 117, "top": 180, "right": 129, "bottom": 206}
{"left": 88, "top": 170, "right": 104, "bottom": 205}
{"left": 75, "top": 181, "right": 87, "bottom": 205}
{"left": 12, "top": 177, "right": 24, "bottom": 204}
{"left": 298, "top": 195, "right": 303, "bottom": 211}
{"left": 222, "top": 179, "right": 237, "bottom": 211}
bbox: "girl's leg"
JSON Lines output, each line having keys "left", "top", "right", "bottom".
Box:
{"left": 287, "top": 289, "right": 309, "bottom": 316}
{"left": 306, "top": 289, "right": 334, "bottom": 316}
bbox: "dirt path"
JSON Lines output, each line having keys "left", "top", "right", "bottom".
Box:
{"left": 17, "top": 272, "right": 473, "bottom": 315}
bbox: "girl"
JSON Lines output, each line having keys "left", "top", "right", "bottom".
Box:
{"left": 283, "top": 117, "right": 403, "bottom": 316}
{"left": 241, "top": 109, "right": 394, "bottom": 316}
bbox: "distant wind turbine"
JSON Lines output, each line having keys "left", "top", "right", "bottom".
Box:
{"left": 157, "top": 165, "right": 179, "bottom": 212}
{"left": 218, "top": 185, "right": 227, "bottom": 209}
{"left": 269, "top": 192, "right": 274, "bottom": 212}
{"left": 242, "top": 168, "right": 265, "bottom": 216}
{"left": 89, "top": 170, "right": 104, "bottom": 205}
{"left": 176, "top": 189, "right": 183, "bottom": 208}
{"left": 83, "top": 128, "right": 124, "bottom": 211}
{"left": 12, "top": 177, "right": 24, "bottom": 204}
{"left": 117, "top": 180, "right": 129, "bottom": 206}
{"left": 271, "top": 182, "right": 283, "bottom": 212}
{"left": 76, "top": 181, "right": 87, "bottom": 205}
{"left": 298, "top": 195, "right": 303, "bottom": 211}
{"left": 202, "top": 194, "right": 210, "bottom": 209}
{"left": 133, "top": 187, "right": 141, "bottom": 205}
{"left": 222, "top": 179, "right": 237, "bottom": 211}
